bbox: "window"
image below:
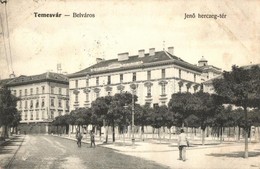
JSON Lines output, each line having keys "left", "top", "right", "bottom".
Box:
{"left": 41, "top": 99, "right": 45, "bottom": 107}
{"left": 133, "top": 72, "right": 136, "bottom": 82}
{"left": 59, "top": 88, "right": 62, "bottom": 95}
{"left": 30, "top": 100, "right": 33, "bottom": 109}
{"left": 75, "top": 80, "right": 78, "bottom": 88}
{"left": 58, "top": 99, "right": 62, "bottom": 107}
{"left": 66, "top": 89, "right": 69, "bottom": 95}
{"left": 96, "top": 77, "right": 99, "bottom": 86}
{"left": 161, "top": 84, "right": 166, "bottom": 95}
{"left": 42, "top": 86, "right": 45, "bottom": 94}
{"left": 108, "top": 91, "right": 111, "bottom": 96}
{"left": 35, "top": 100, "right": 39, "bottom": 108}
{"left": 36, "top": 111, "right": 39, "bottom": 120}
{"left": 51, "top": 99, "right": 54, "bottom": 107}
{"left": 75, "top": 94, "right": 78, "bottom": 102}
{"left": 25, "top": 89, "right": 27, "bottom": 96}
{"left": 194, "top": 74, "right": 196, "bottom": 82}
{"left": 30, "top": 111, "right": 33, "bottom": 120}
{"left": 107, "top": 76, "right": 111, "bottom": 85}
{"left": 24, "top": 112, "right": 28, "bottom": 120}
{"left": 30, "top": 88, "right": 33, "bottom": 95}
{"left": 96, "top": 92, "right": 100, "bottom": 99}
{"left": 51, "top": 111, "right": 54, "bottom": 119}
{"left": 86, "top": 93, "right": 89, "bottom": 102}
{"left": 19, "top": 90, "right": 22, "bottom": 96}
{"left": 179, "top": 69, "right": 182, "bottom": 79}
{"left": 58, "top": 111, "right": 62, "bottom": 116}
{"left": 86, "top": 79, "right": 89, "bottom": 87}
{"left": 153, "top": 103, "right": 159, "bottom": 109}
{"left": 25, "top": 101, "right": 28, "bottom": 109}
{"left": 41, "top": 111, "right": 45, "bottom": 119}
{"left": 51, "top": 87, "right": 54, "bottom": 94}
{"left": 120, "top": 74, "right": 123, "bottom": 83}
{"left": 147, "top": 86, "right": 151, "bottom": 97}
{"left": 36, "top": 87, "right": 39, "bottom": 94}
{"left": 162, "top": 69, "right": 165, "bottom": 79}
{"left": 19, "top": 101, "right": 22, "bottom": 108}
{"left": 147, "top": 71, "right": 151, "bottom": 80}
{"left": 66, "top": 100, "right": 69, "bottom": 109}
{"left": 13, "top": 90, "right": 16, "bottom": 96}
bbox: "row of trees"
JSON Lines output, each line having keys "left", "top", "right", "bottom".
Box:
{"left": 0, "top": 86, "right": 21, "bottom": 139}
{"left": 53, "top": 65, "right": 260, "bottom": 159}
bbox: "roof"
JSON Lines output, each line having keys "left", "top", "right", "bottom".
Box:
{"left": 202, "top": 75, "right": 223, "bottom": 85}
{"left": 240, "top": 63, "right": 260, "bottom": 69}
{"left": 198, "top": 56, "right": 207, "bottom": 62}
{"left": 68, "top": 50, "right": 203, "bottom": 78}
{"left": 0, "top": 72, "right": 69, "bottom": 87}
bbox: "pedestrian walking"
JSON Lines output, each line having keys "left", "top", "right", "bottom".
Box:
{"left": 178, "top": 128, "right": 189, "bottom": 161}
{"left": 76, "top": 130, "right": 83, "bottom": 147}
{"left": 90, "top": 130, "right": 95, "bottom": 148}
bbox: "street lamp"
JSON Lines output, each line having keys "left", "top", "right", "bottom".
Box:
{"left": 130, "top": 83, "right": 137, "bottom": 146}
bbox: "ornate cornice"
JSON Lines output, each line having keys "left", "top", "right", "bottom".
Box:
{"left": 73, "top": 89, "right": 79, "bottom": 95}
{"left": 93, "top": 87, "right": 101, "bottom": 93}
{"left": 144, "top": 81, "right": 153, "bottom": 87}
{"left": 83, "top": 88, "right": 91, "bottom": 93}
{"left": 158, "top": 80, "right": 168, "bottom": 85}
{"left": 117, "top": 84, "right": 125, "bottom": 91}
{"left": 105, "top": 86, "right": 112, "bottom": 92}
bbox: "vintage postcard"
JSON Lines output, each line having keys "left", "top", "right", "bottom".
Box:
{"left": 0, "top": 0, "right": 259, "bottom": 169}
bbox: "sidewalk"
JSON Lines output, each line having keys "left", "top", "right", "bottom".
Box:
{"left": 55, "top": 134, "right": 260, "bottom": 169}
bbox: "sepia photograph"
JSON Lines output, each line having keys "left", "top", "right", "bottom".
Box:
{"left": 0, "top": 0, "right": 260, "bottom": 168}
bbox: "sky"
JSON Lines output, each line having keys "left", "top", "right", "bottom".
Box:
{"left": 0, "top": 0, "right": 259, "bottom": 79}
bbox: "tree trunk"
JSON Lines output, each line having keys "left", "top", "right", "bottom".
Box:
{"left": 158, "top": 128, "right": 161, "bottom": 143}
{"left": 112, "top": 120, "right": 115, "bottom": 142}
{"left": 238, "top": 127, "right": 241, "bottom": 141}
{"left": 244, "top": 106, "right": 248, "bottom": 158}
{"left": 141, "top": 125, "right": 144, "bottom": 141}
{"left": 202, "top": 127, "right": 206, "bottom": 145}
{"left": 123, "top": 125, "right": 125, "bottom": 146}
{"left": 168, "top": 127, "right": 171, "bottom": 140}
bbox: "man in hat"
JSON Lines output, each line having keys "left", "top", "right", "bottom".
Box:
{"left": 178, "top": 129, "right": 189, "bottom": 161}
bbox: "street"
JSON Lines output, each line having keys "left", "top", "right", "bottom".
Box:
{"left": 1, "top": 135, "right": 169, "bottom": 169}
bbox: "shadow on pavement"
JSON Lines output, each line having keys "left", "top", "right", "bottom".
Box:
{"left": 0, "top": 148, "right": 13, "bottom": 154}
{"left": 206, "top": 151, "right": 260, "bottom": 158}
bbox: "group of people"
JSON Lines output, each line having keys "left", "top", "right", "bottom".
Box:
{"left": 75, "top": 130, "right": 95, "bottom": 148}
{"left": 75, "top": 128, "right": 189, "bottom": 161}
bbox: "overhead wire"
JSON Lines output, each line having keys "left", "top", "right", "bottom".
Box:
{"left": 0, "top": 14, "right": 10, "bottom": 74}
{"left": 4, "top": 1, "right": 14, "bottom": 74}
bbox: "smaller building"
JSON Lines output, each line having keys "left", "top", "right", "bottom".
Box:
{"left": 198, "top": 56, "right": 222, "bottom": 82}
{"left": 0, "top": 72, "right": 69, "bottom": 134}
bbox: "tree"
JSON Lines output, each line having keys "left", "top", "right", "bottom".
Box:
{"left": 168, "top": 92, "right": 200, "bottom": 127}
{"left": 91, "top": 96, "right": 112, "bottom": 143}
{"left": 149, "top": 105, "right": 168, "bottom": 142}
{"left": 135, "top": 104, "right": 152, "bottom": 140}
{"left": 0, "top": 87, "right": 20, "bottom": 138}
{"left": 108, "top": 92, "right": 136, "bottom": 142}
{"left": 213, "top": 65, "right": 260, "bottom": 158}
{"left": 193, "top": 91, "right": 219, "bottom": 145}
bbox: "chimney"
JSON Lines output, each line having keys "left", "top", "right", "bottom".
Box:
{"left": 96, "top": 58, "right": 103, "bottom": 63}
{"left": 168, "top": 47, "right": 174, "bottom": 55}
{"left": 118, "top": 52, "right": 129, "bottom": 61}
{"left": 149, "top": 48, "right": 155, "bottom": 56}
{"left": 138, "top": 49, "right": 145, "bottom": 57}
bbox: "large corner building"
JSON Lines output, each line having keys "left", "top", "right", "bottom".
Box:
{"left": 68, "top": 47, "right": 222, "bottom": 110}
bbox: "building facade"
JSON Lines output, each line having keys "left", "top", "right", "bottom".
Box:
{"left": 0, "top": 72, "right": 69, "bottom": 134}
{"left": 68, "top": 47, "right": 222, "bottom": 110}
